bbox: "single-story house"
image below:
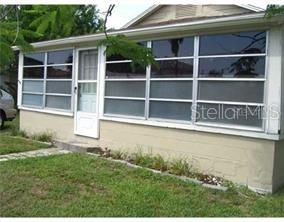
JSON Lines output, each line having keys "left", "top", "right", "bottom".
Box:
{"left": 16, "top": 5, "right": 284, "bottom": 193}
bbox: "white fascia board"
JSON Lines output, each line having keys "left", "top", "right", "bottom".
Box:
{"left": 121, "top": 5, "right": 160, "bottom": 29}
{"left": 13, "top": 12, "right": 282, "bottom": 51}
{"left": 236, "top": 4, "right": 265, "bottom": 12}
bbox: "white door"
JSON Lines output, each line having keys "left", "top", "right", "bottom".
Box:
{"left": 75, "top": 49, "right": 99, "bottom": 138}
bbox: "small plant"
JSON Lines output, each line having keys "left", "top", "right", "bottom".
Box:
{"left": 110, "top": 150, "right": 128, "bottom": 160}
{"left": 169, "top": 158, "right": 192, "bottom": 177}
{"left": 131, "top": 150, "right": 154, "bottom": 168}
{"left": 151, "top": 155, "right": 169, "bottom": 172}
{"left": 30, "top": 132, "right": 54, "bottom": 143}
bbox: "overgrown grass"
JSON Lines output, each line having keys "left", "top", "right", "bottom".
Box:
{"left": 0, "top": 116, "right": 52, "bottom": 155}
{"left": 0, "top": 153, "right": 283, "bottom": 217}
{"left": 108, "top": 149, "right": 222, "bottom": 184}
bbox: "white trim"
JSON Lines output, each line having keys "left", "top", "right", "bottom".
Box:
{"left": 17, "top": 52, "right": 23, "bottom": 107}
{"left": 191, "top": 36, "right": 200, "bottom": 123}
{"left": 236, "top": 4, "right": 265, "bottom": 12}
{"left": 100, "top": 116, "right": 279, "bottom": 141}
{"left": 45, "top": 93, "right": 72, "bottom": 97}
{"left": 106, "top": 60, "right": 132, "bottom": 64}
{"left": 197, "top": 100, "right": 264, "bottom": 106}
{"left": 46, "top": 63, "right": 73, "bottom": 67}
{"left": 19, "top": 106, "right": 73, "bottom": 117}
{"left": 104, "top": 96, "right": 146, "bottom": 101}
{"left": 198, "top": 53, "right": 266, "bottom": 58}
{"left": 155, "top": 56, "right": 194, "bottom": 60}
{"left": 197, "top": 78, "right": 266, "bottom": 81}
{"left": 150, "top": 78, "right": 193, "bottom": 81}
{"left": 145, "top": 40, "right": 152, "bottom": 120}
{"left": 105, "top": 78, "right": 146, "bottom": 81}
{"left": 149, "top": 98, "right": 192, "bottom": 103}
{"left": 22, "top": 91, "right": 43, "bottom": 95}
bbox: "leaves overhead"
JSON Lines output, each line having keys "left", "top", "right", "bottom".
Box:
{"left": 0, "top": 5, "right": 104, "bottom": 69}
{"left": 265, "top": 4, "right": 284, "bottom": 18}
{"left": 99, "top": 35, "right": 157, "bottom": 69}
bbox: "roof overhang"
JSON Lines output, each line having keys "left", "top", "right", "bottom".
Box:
{"left": 13, "top": 12, "right": 283, "bottom": 51}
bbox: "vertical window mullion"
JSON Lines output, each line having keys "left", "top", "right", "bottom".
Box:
{"left": 191, "top": 36, "right": 200, "bottom": 124}
{"left": 145, "top": 40, "right": 152, "bottom": 120}
{"left": 42, "top": 52, "right": 47, "bottom": 109}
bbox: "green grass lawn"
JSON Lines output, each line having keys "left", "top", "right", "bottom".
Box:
{"left": 0, "top": 116, "right": 50, "bottom": 155}
{"left": 0, "top": 153, "right": 283, "bottom": 217}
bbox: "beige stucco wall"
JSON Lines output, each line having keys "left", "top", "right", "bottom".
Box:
{"left": 20, "top": 110, "right": 283, "bottom": 193}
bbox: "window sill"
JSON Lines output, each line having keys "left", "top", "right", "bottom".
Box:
{"left": 100, "top": 115, "right": 279, "bottom": 141}
{"left": 18, "top": 106, "right": 74, "bottom": 117}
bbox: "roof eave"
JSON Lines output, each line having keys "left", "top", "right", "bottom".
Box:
{"left": 13, "top": 12, "right": 282, "bottom": 51}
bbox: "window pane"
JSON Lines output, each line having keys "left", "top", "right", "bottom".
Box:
{"left": 22, "top": 94, "right": 43, "bottom": 107}
{"left": 47, "top": 50, "right": 73, "bottom": 64}
{"left": 199, "top": 56, "right": 265, "bottom": 78}
{"left": 198, "top": 81, "right": 264, "bottom": 103}
{"left": 105, "top": 81, "right": 146, "bottom": 98}
{"left": 46, "top": 96, "right": 71, "bottom": 110}
{"left": 196, "top": 103, "right": 262, "bottom": 127}
{"left": 151, "top": 59, "right": 193, "bottom": 78}
{"left": 24, "top": 53, "right": 45, "bottom": 66}
{"left": 107, "top": 42, "right": 146, "bottom": 61}
{"left": 104, "top": 99, "right": 145, "bottom": 117}
{"left": 47, "top": 65, "right": 72, "bottom": 79}
{"left": 150, "top": 101, "right": 192, "bottom": 121}
{"left": 152, "top": 37, "right": 194, "bottom": 58}
{"left": 23, "top": 80, "right": 43, "bottom": 93}
{"left": 78, "top": 83, "right": 97, "bottom": 113}
{"left": 79, "top": 50, "right": 98, "bottom": 80}
{"left": 200, "top": 31, "right": 266, "bottom": 55}
{"left": 46, "top": 81, "right": 72, "bottom": 94}
{"left": 106, "top": 63, "right": 146, "bottom": 79}
{"left": 150, "top": 81, "right": 192, "bottom": 99}
{"left": 23, "top": 67, "right": 44, "bottom": 79}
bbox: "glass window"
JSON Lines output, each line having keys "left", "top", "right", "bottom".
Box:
{"left": 23, "top": 81, "right": 44, "bottom": 93}
{"left": 150, "top": 81, "right": 192, "bottom": 99}
{"left": 106, "top": 62, "right": 146, "bottom": 79}
{"left": 46, "top": 81, "right": 72, "bottom": 94}
{"left": 77, "top": 83, "right": 97, "bottom": 113}
{"left": 79, "top": 50, "right": 97, "bottom": 80}
{"left": 199, "top": 31, "right": 266, "bottom": 55}
{"left": 22, "top": 49, "right": 73, "bottom": 111}
{"left": 104, "top": 99, "right": 145, "bottom": 117}
{"left": 198, "top": 81, "right": 264, "bottom": 103}
{"left": 24, "top": 53, "right": 45, "bottom": 66}
{"left": 150, "top": 101, "right": 192, "bottom": 121}
{"left": 198, "top": 56, "right": 265, "bottom": 78}
{"left": 22, "top": 94, "right": 43, "bottom": 107}
{"left": 152, "top": 37, "right": 194, "bottom": 58}
{"left": 23, "top": 67, "right": 44, "bottom": 79}
{"left": 47, "top": 49, "right": 73, "bottom": 64}
{"left": 196, "top": 103, "right": 263, "bottom": 127}
{"left": 105, "top": 81, "right": 146, "bottom": 98}
{"left": 47, "top": 65, "right": 72, "bottom": 79}
{"left": 151, "top": 59, "right": 193, "bottom": 78}
{"left": 46, "top": 95, "right": 71, "bottom": 110}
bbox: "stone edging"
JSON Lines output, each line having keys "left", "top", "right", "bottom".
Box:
{"left": 87, "top": 153, "right": 228, "bottom": 192}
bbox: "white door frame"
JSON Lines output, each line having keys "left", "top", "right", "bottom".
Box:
{"left": 74, "top": 46, "right": 101, "bottom": 138}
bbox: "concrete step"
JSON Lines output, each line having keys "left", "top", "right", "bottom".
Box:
{"left": 54, "top": 140, "right": 103, "bottom": 154}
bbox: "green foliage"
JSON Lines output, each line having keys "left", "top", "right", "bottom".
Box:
{"left": 168, "top": 158, "right": 192, "bottom": 176}
{"left": 0, "top": 5, "right": 104, "bottom": 68}
{"left": 265, "top": 5, "right": 284, "bottom": 18}
{"left": 30, "top": 132, "right": 54, "bottom": 143}
{"left": 99, "top": 34, "right": 157, "bottom": 69}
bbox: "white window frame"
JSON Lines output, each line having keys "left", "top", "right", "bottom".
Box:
{"left": 101, "top": 30, "right": 271, "bottom": 134}
{"left": 20, "top": 48, "right": 75, "bottom": 114}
